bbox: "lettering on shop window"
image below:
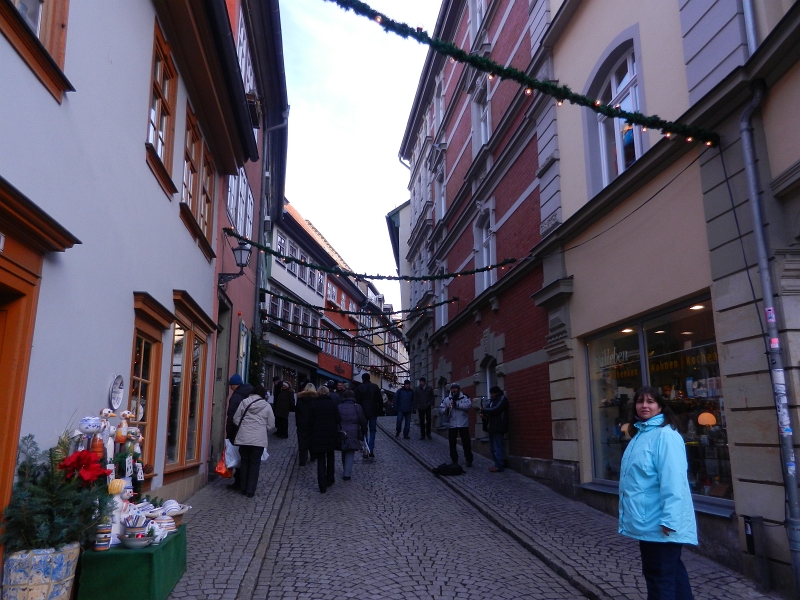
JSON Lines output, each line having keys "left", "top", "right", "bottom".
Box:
{"left": 650, "top": 350, "right": 718, "bottom": 373}
{"left": 596, "top": 347, "right": 629, "bottom": 368}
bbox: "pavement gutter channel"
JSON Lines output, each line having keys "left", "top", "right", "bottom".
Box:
{"left": 378, "top": 420, "right": 609, "bottom": 600}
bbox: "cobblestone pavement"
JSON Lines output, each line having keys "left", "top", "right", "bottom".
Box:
{"left": 171, "top": 417, "right": 782, "bottom": 599}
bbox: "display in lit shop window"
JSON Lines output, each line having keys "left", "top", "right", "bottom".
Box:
{"left": 588, "top": 300, "right": 731, "bottom": 500}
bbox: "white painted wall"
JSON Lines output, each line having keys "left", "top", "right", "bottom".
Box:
{"left": 0, "top": 2, "right": 217, "bottom": 488}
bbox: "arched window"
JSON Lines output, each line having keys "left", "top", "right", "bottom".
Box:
{"left": 596, "top": 49, "right": 642, "bottom": 186}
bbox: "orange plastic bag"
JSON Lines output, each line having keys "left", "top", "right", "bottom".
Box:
{"left": 215, "top": 450, "right": 232, "bottom": 478}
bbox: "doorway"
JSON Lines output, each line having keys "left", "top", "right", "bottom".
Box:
{"left": 209, "top": 297, "right": 233, "bottom": 468}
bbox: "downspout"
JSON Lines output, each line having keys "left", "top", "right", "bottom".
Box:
{"left": 740, "top": 80, "right": 800, "bottom": 594}
{"left": 742, "top": 0, "right": 759, "bottom": 57}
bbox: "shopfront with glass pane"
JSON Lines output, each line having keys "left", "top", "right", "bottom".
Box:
{"left": 587, "top": 298, "right": 731, "bottom": 500}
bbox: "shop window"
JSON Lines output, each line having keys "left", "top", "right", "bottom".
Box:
{"left": 2, "top": 0, "right": 72, "bottom": 101}
{"left": 165, "top": 291, "right": 213, "bottom": 472}
{"left": 130, "top": 293, "right": 174, "bottom": 485}
{"left": 145, "top": 21, "right": 178, "bottom": 196}
{"left": 587, "top": 299, "right": 731, "bottom": 499}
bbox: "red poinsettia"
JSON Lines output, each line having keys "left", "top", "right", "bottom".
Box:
{"left": 58, "top": 450, "right": 111, "bottom": 485}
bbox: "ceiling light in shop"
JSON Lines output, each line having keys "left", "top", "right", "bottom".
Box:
{"left": 689, "top": 305, "right": 704, "bottom": 310}
{"left": 655, "top": 330, "right": 665, "bottom": 334}
{"left": 621, "top": 328, "right": 634, "bottom": 333}
{"left": 681, "top": 331, "right": 693, "bottom": 335}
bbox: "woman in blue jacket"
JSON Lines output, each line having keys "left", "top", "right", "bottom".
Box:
{"left": 619, "top": 386, "right": 697, "bottom": 599}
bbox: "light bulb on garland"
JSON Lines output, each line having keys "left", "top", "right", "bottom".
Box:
{"left": 594, "top": 100, "right": 601, "bottom": 106}
{"left": 375, "top": 15, "right": 382, "bottom": 23}
{"left": 686, "top": 137, "right": 693, "bottom": 143}
{"left": 524, "top": 88, "right": 532, "bottom": 96}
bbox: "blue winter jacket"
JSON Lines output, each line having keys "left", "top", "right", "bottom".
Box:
{"left": 618, "top": 414, "right": 698, "bottom": 545}
{"left": 394, "top": 387, "right": 414, "bottom": 413}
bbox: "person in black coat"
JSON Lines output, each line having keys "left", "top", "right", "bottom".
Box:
{"left": 412, "top": 377, "right": 435, "bottom": 440}
{"left": 225, "top": 373, "right": 254, "bottom": 491}
{"left": 326, "top": 380, "right": 342, "bottom": 407}
{"left": 355, "top": 373, "right": 382, "bottom": 457}
{"left": 295, "top": 383, "right": 317, "bottom": 466}
{"left": 480, "top": 386, "right": 510, "bottom": 472}
{"left": 308, "top": 384, "right": 341, "bottom": 493}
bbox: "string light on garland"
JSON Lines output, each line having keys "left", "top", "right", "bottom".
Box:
{"left": 323, "top": 0, "right": 720, "bottom": 146}
{"left": 223, "top": 228, "right": 516, "bottom": 282}
{"left": 265, "top": 289, "right": 461, "bottom": 316}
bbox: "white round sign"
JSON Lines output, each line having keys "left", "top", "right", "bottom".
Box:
{"left": 109, "top": 375, "right": 124, "bottom": 410}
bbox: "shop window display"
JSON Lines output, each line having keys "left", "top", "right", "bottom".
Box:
{"left": 588, "top": 300, "right": 731, "bottom": 499}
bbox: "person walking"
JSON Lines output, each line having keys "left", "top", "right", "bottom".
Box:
{"left": 295, "top": 382, "right": 316, "bottom": 466}
{"left": 439, "top": 383, "right": 473, "bottom": 467}
{"left": 337, "top": 390, "right": 366, "bottom": 481}
{"left": 232, "top": 384, "right": 275, "bottom": 498}
{"left": 619, "top": 386, "right": 697, "bottom": 599}
{"left": 225, "top": 373, "right": 253, "bottom": 491}
{"left": 394, "top": 380, "right": 414, "bottom": 439}
{"left": 480, "top": 386, "right": 509, "bottom": 472}
{"left": 413, "top": 377, "right": 435, "bottom": 440}
{"left": 355, "top": 373, "right": 382, "bottom": 457}
{"left": 308, "top": 384, "right": 341, "bottom": 493}
{"left": 273, "top": 381, "right": 295, "bottom": 438}
{"left": 326, "top": 380, "right": 342, "bottom": 406}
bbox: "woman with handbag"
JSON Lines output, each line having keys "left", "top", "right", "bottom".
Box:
{"left": 337, "top": 390, "right": 366, "bottom": 481}
{"left": 233, "top": 384, "right": 275, "bottom": 498}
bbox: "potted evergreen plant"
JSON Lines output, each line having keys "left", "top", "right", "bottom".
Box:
{"left": 1, "top": 434, "right": 112, "bottom": 600}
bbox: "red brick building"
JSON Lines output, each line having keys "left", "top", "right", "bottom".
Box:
{"left": 398, "top": 0, "right": 554, "bottom": 476}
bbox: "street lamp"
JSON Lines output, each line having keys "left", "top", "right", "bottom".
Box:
{"left": 218, "top": 241, "right": 252, "bottom": 286}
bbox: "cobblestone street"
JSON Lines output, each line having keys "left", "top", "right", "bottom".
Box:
{"left": 170, "top": 417, "right": 781, "bottom": 600}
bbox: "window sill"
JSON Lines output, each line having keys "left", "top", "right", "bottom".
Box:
{"left": 0, "top": 0, "right": 73, "bottom": 103}
{"left": 581, "top": 480, "right": 735, "bottom": 518}
{"left": 179, "top": 202, "right": 215, "bottom": 261}
{"left": 145, "top": 142, "right": 178, "bottom": 197}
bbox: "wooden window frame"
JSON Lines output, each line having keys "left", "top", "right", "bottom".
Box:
{"left": 145, "top": 20, "right": 178, "bottom": 198}
{"left": 0, "top": 0, "right": 73, "bottom": 102}
{"left": 179, "top": 104, "right": 216, "bottom": 261}
{"left": 164, "top": 291, "right": 214, "bottom": 474}
{"left": 130, "top": 292, "right": 175, "bottom": 489}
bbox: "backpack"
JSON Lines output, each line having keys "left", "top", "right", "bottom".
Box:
{"left": 432, "top": 462, "right": 465, "bottom": 476}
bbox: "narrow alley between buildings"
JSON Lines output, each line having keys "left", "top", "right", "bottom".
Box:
{"left": 170, "top": 417, "right": 777, "bottom": 600}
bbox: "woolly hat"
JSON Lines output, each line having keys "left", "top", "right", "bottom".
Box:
{"left": 229, "top": 373, "right": 244, "bottom": 386}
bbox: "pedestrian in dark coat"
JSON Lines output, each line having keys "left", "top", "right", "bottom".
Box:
{"left": 480, "top": 386, "right": 509, "bottom": 472}
{"left": 338, "top": 390, "right": 366, "bottom": 480}
{"left": 295, "top": 383, "right": 316, "bottom": 466}
{"left": 355, "top": 373, "right": 382, "bottom": 457}
{"left": 326, "top": 380, "right": 342, "bottom": 406}
{"left": 273, "top": 382, "right": 295, "bottom": 438}
{"left": 394, "top": 380, "right": 414, "bottom": 439}
{"left": 308, "top": 385, "right": 341, "bottom": 493}
{"left": 225, "top": 373, "right": 254, "bottom": 491}
{"left": 413, "top": 377, "right": 435, "bottom": 440}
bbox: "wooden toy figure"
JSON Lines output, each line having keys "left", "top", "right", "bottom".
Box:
{"left": 108, "top": 478, "right": 126, "bottom": 546}
{"left": 114, "top": 410, "right": 133, "bottom": 444}
{"left": 99, "top": 408, "right": 117, "bottom": 462}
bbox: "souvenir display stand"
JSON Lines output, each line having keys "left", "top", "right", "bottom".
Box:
{"left": 77, "top": 525, "right": 187, "bottom": 600}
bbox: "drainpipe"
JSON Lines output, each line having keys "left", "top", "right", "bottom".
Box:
{"left": 742, "top": 0, "right": 758, "bottom": 57}
{"left": 740, "top": 80, "right": 800, "bottom": 594}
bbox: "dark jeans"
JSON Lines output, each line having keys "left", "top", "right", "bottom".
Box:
{"left": 238, "top": 445, "right": 263, "bottom": 495}
{"left": 317, "top": 450, "right": 335, "bottom": 491}
{"left": 275, "top": 416, "right": 289, "bottom": 437}
{"left": 448, "top": 427, "right": 473, "bottom": 465}
{"left": 366, "top": 417, "right": 377, "bottom": 452}
{"left": 396, "top": 411, "right": 411, "bottom": 437}
{"left": 490, "top": 432, "right": 505, "bottom": 470}
{"left": 639, "top": 541, "right": 693, "bottom": 600}
{"left": 418, "top": 407, "right": 431, "bottom": 437}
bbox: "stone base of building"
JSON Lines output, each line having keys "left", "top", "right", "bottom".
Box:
{"left": 154, "top": 470, "right": 206, "bottom": 504}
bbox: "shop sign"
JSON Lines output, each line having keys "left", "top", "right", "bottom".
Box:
{"left": 649, "top": 348, "right": 718, "bottom": 373}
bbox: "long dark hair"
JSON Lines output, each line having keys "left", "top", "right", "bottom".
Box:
{"left": 627, "top": 386, "right": 681, "bottom": 436}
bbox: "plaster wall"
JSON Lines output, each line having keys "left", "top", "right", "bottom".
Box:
{"left": 566, "top": 154, "right": 711, "bottom": 338}
{"left": 552, "top": 0, "right": 689, "bottom": 220}
{"left": 0, "top": 3, "right": 216, "bottom": 487}
{"left": 761, "top": 60, "right": 800, "bottom": 180}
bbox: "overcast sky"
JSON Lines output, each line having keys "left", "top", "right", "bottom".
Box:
{"left": 280, "top": 0, "right": 441, "bottom": 309}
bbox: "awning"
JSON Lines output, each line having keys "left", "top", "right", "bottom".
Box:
{"left": 316, "top": 368, "right": 348, "bottom": 383}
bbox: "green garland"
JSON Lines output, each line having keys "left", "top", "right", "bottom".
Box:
{"left": 323, "top": 0, "right": 720, "bottom": 146}
{"left": 266, "top": 289, "right": 459, "bottom": 316}
{"left": 225, "top": 228, "right": 516, "bottom": 281}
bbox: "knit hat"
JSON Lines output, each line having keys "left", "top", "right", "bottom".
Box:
{"left": 450, "top": 383, "right": 460, "bottom": 390}
{"left": 229, "top": 374, "right": 244, "bottom": 386}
